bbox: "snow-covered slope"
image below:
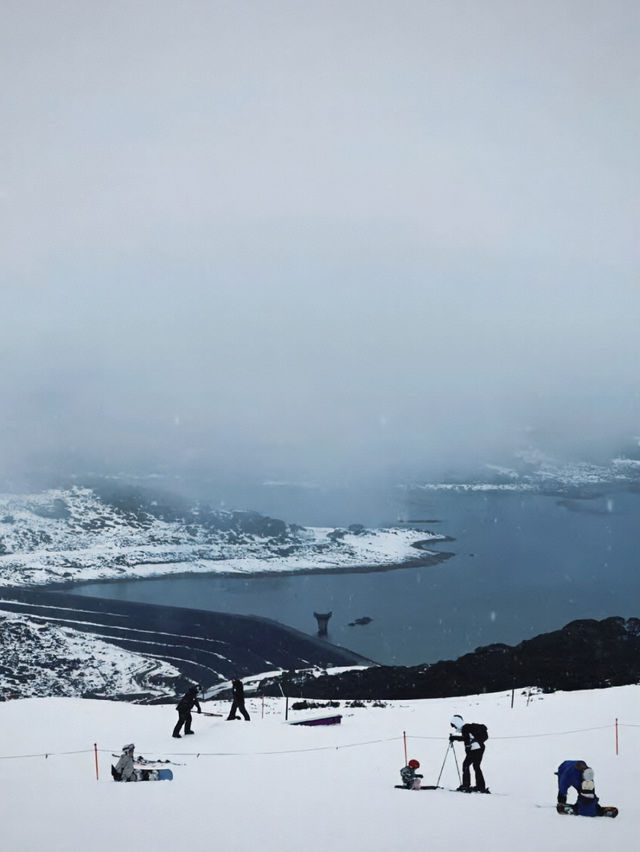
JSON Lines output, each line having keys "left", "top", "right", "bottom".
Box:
{"left": 0, "top": 487, "right": 446, "bottom": 587}
{"left": 1, "top": 685, "right": 637, "bottom": 852}
{"left": 0, "top": 609, "right": 181, "bottom": 699}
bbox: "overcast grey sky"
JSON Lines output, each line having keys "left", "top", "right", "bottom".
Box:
{"left": 1, "top": 0, "right": 638, "bottom": 490}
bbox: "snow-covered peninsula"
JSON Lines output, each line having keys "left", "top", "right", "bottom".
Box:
{"left": 0, "top": 486, "right": 447, "bottom": 588}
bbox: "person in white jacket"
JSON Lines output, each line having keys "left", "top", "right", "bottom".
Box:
{"left": 113, "top": 743, "right": 137, "bottom": 782}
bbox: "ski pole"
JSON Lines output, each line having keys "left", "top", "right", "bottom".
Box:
{"left": 451, "top": 741, "right": 461, "bottom": 784}
{"left": 435, "top": 741, "right": 452, "bottom": 787}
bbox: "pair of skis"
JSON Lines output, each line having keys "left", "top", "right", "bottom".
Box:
{"left": 394, "top": 785, "right": 491, "bottom": 793}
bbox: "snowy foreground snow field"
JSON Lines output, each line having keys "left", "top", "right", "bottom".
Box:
{"left": 2, "top": 686, "right": 639, "bottom": 852}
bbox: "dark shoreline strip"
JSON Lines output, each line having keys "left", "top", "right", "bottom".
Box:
{"left": 0, "top": 585, "right": 376, "bottom": 691}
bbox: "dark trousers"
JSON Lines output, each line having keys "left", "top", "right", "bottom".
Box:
{"left": 564, "top": 801, "right": 604, "bottom": 816}
{"left": 227, "top": 699, "right": 250, "bottom": 720}
{"left": 462, "top": 745, "right": 485, "bottom": 790}
{"left": 173, "top": 709, "right": 193, "bottom": 736}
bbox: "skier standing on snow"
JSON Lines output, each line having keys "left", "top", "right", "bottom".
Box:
{"left": 556, "top": 760, "right": 603, "bottom": 816}
{"left": 227, "top": 677, "right": 250, "bottom": 720}
{"left": 400, "top": 758, "right": 424, "bottom": 789}
{"left": 172, "top": 685, "right": 202, "bottom": 738}
{"left": 449, "top": 714, "right": 489, "bottom": 793}
{"left": 113, "top": 743, "right": 137, "bottom": 782}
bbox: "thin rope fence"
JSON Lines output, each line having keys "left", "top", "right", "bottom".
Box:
{"left": 0, "top": 748, "right": 93, "bottom": 760}
{"left": 409, "top": 724, "right": 614, "bottom": 741}
{"left": 99, "top": 735, "right": 403, "bottom": 758}
{"left": 0, "top": 721, "right": 638, "bottom": 763}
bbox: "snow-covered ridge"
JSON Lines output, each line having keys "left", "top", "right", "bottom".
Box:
{"left": 409, "top": 449, "right": 640, "bottom": 493}
{"left": 0, "top": 487, "right": 446, "bottom": 588}
{"left": 0, "top": 609, "right": 181, "bottom": 699}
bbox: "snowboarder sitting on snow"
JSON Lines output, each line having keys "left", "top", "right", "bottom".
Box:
{"left": 112, "top": 743, "right": 137, "bottom": 782}
{"left": 172, "top": 684, "right": 202, "bottom": 738}
{"left": 400, "top": 758, "right": 424, "bottom": 789}
{"left": 449, "top": 714, "right": 489, "bottom": 793}
{"left": 556, "top": 760, "right": 603, "bottom": 816}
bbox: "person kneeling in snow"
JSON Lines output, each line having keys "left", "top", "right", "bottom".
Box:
{"left": 400, "top": 758, "right": 423, "bottom": 789}
{"left": 556, "top": 760, "right": 603, "bottom": 816}
{"left": 112, "top": 743, "right": 137, "bottom": 782}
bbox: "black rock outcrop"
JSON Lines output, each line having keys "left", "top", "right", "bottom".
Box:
{"left": 257, "top": 617, "right": 640, "bottom": 699}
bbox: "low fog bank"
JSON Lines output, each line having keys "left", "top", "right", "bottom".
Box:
{"left": 1, "top": 426, "right": 639, "bottom": 528}
{"left": 2, "top": 1, "right": 638, "bottom": 522}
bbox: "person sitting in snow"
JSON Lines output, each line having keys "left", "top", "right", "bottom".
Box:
{"left": 400, "top": 758, "right": 424, "bottom": 789}
{"left": 449, "top": 714, "right": 489, "bottom": 793}
{"left": 556, "top": 760, "right": 603, "bottom": 816}
{"left": 112, "top": 743, "right": 137, "bottom": 782}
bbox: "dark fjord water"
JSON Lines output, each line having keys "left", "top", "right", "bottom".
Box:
{"left": 72, "top": 490, "right": 640, "bottom": 666}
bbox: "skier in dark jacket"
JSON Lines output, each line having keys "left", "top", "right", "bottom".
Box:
{"left": 449, "top": 714, "right": 489, "bottom": 793}
{"left": 556, "top": 760, "right": 603, "bottom": 816}
{"left": 172, "top": 685, "right": 202, "bottom": 738}
{"left": 227, "top": 677, "right": 250, "bottom": 720}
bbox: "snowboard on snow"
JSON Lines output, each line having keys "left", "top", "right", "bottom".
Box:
{"left": 556, "top": 803, "right": 617, "bottom": 818}
{"left": 137, "top": 767, "right": 173, "bottom": 781}
{"left": 111, "top": 765, "right": 173, "bottom": 782}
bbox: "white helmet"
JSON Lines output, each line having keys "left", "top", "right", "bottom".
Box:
{"left": 450, "top": 714, "right": 464, "bottom": 731}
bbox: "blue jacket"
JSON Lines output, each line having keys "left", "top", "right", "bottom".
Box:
{"left": 556, "top": 760, "right": 585, "bottom": 796}
{"left": 556, "top": 760, "right": 599, "bottom": 816}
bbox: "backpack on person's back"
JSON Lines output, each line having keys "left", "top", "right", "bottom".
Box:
{"left": 467, "top": 723, "right": 489, "bottom": 744}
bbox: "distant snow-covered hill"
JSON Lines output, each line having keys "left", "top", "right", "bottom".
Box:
{"left": 0, "top": 486, "right": 446, "bottom": 587}
{"left": 408, "top": 447, "right": 640, "bottom": 494}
